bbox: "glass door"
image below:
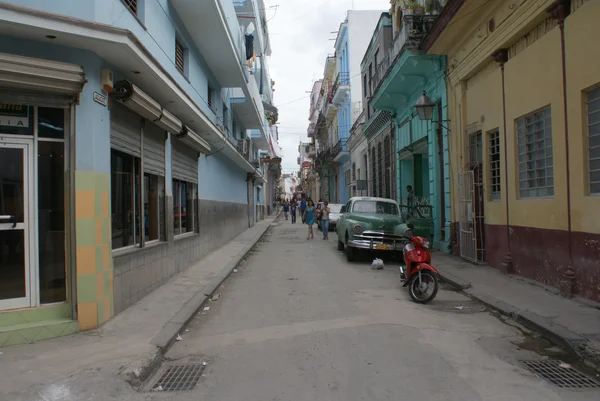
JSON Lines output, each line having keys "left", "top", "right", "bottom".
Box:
{"left": 0, "top": 141, "right": 33, "bottom": 310}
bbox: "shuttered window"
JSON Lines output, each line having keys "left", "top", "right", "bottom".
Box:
{"left": 110, "top": 102, "right": 166, "bottom": 249}
{"left": 175, "top": 39, "right": 185, "bottom": 75}
{"left": 172, "top": 141, "right": 198, "bottom": 184}
{"left": 207, "top": 85, "right": 213, "bottom": 109}
{"left": 384, "top": 135, "right": 391, "bottom": 199}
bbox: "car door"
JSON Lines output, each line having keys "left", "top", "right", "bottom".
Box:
{"left": 337, "top": 200, "right": 350, "bottom": 236}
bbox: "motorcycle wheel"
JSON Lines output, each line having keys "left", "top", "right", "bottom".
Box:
{"left": 408, "top": 271, "right": 439, "bottom": 304}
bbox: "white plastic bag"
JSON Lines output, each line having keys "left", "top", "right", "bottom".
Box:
{"left": 371, "top": 258, "right": 384, "bottom": 270}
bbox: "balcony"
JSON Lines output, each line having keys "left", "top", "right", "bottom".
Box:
{"left": 331, "top": 72, "right": 350, "bottom": 105}
{"left": 172, "top": 0, "right": 246, "bottom": 88}
{"left": 331, "top": 139, "right": 349, "bottom": 162}
{"left": 307, "top": 122, "right": 316, "bottom": 138}
{"left": 371, "top": 15, "right": 438, "bottom": 97}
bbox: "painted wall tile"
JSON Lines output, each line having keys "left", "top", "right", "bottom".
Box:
{"left": 77, "top": 302, "right": 98, "bottom": 331}
{"left": 76, "top": 245, "right": 96, "bottom": 276}
{"left": 76, "top": 274, "right": 97, "bottom": 304}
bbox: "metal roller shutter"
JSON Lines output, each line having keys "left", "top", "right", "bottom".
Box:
{"left": 172, "top": 141, "right": 198, "bottom": 183}
{"left": 143, "top": 122, "right": 166, "bottom": 176}
{"left": 110, "top": 102, "right": 141, "bottom": 157}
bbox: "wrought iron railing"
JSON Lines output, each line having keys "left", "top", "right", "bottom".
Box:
{"left": 371, "top": 15, "right": 438, "bottom": 97}
{"left": 331, "top": 139, "right": 348, "bottom": 159}
{"left": 332, "top": 72, "right": 350, "bottom": 100}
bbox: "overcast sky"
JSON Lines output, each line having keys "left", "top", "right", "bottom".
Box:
{"left": 264, "top": 0, "right": 391, "bottom": 173}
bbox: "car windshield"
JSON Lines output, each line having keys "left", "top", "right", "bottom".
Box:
{"left": 329, "top": 204, "right": 343, "bottom": 213}
{"left": 352, "top": 200, "right": 399, "bottom": 215}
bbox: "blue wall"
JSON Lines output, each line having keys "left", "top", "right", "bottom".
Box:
{"left": 199, "top": 152, "right": 247, "bottom": 203}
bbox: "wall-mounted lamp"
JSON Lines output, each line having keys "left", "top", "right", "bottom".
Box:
{"left": 414, "top": 90, "right": 450, "bottom": 131}
{"left": 414, "top": 91, "right": 435, "bottom": 121}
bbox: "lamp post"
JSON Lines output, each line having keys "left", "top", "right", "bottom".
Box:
{"left": 413, "top": 90, "right": 448, "bottom": 246}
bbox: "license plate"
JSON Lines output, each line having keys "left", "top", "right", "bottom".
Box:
{"left": 375, "top": 244, "right": 389, "bottom": 250}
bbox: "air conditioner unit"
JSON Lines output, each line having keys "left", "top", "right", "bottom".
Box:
{"left": 237, "top": 139, "right": 248, "bottom": 155}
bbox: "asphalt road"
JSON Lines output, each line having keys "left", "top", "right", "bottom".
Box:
{"left": 143, "top": 220, "right": 600, "bottom": 401}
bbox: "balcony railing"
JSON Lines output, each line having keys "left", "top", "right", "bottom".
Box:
{"left": 307, "top": 122, "right": 316, "bottom": 137}
{"left": 331, "top": 139, "right": 348, "bottom": 159}
{"left": 331, "top": 72, "right": 350, "bottom": 100}
{"left": 371, "top": 15, "right": 438, "bottom": 96}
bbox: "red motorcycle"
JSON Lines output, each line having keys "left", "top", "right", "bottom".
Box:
{"left": 399, "top": 225, "right": 440, "bottom": 303}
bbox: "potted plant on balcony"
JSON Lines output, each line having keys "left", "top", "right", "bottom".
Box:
{"left": 401, "top": 0, "right": 417, "bottom": 15}
{"left": 414, "top": 1, "right": 425, "bottom": 15}
{"left": 425, "top": 0, "right": 440, "bottom": 15}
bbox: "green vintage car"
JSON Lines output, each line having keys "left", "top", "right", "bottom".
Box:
{"left": 336, "top": 197, "right": 411, "bottom": 262}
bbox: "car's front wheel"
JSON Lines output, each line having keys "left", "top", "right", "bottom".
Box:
{"left": 337, "top": 239, "right": 344, "bottom": 251}
{"left": 346, "top": 245, "right": 357, "bottom": 262}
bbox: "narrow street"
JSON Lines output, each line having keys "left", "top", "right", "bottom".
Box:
{"left": 142, "top": 219, "right": 599, "bottom": 401}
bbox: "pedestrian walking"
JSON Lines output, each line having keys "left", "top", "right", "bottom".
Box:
{"left": 290, "top": 201, "right": 297, "bottom": 224}
{"left": 283, "top": 201, "right": 289, "bottom": 220}
{"left": 300, "top": 198, "right": 307, "bottom": 223}
{"left": 303, "top": 200, "right": 316, "bottom": 240}
{"left": 321, "top": 201, "right": 330, "bottom": 240}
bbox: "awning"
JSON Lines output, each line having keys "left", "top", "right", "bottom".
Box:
{"left": 176, "top": 125, "right": 211, "bottom": 154}
{"left": 0, "top": 51, "right": 85, "bottom": 95}
{"left": 112, "top": 80, "right": 183, "bottom": 134}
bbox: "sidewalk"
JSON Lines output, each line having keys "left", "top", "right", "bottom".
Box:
{"left": 0, "top": 213, "right": 279, "bottom": 396}
{"left": 434, "top": 251, "right": 600, "bottom": 370}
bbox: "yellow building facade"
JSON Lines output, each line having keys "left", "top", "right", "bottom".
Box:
{"left": 426, "top": 0, "right": 599, "bottom": 301}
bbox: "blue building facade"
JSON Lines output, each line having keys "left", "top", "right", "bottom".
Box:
{"left": 0, "top": 0, "right": 279, "bottom": 345}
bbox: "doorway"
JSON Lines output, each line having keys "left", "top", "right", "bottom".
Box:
{"left": 0, "top": 104, "right": 69, "bottom": 311}
{"left": 459, "top": 130, "right": 485, "bottom": 263}
{"left": 0, "top": 140, "right": 34, "bottom": 309}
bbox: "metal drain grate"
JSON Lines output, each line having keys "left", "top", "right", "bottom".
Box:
{"left": 152, "top": 364, "right": 206, "bottom": 392}
{"left": 519, "top": 360, "right": 600, "bottom": 388}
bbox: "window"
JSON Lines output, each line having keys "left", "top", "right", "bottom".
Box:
{"left": 488, "top": 129, "right": 501, "bottom": 200}
{"left": 352, "top": 200, "right": 398, "bottom": 215}
{"left": 111, "top": 149, "right": 140, "bottom": 249}
{"left": 587, "top": 87, "right": 600, "bottom": 194}
{"left": 175, "top": 38, "right": 185, "bottom": 75}
{"left": 123, "top": 0, "right": 138, "bottom": 15}
{"left": 352, "top": 163, "right": 356, "bottom": 181}
{"left": 516, "top": 106, "right": 553, "bottom": 198}
{"left": 374, "top": 48, "right": 380, "bottom": 70}
{"left": 173, "top": 179, "right": 197, "bottom": 235}
{"left": 363, "top": 74, "right": 367, "bottom": 99}
{"left": 207, "top": 84, "right": 213, "bottom": 109}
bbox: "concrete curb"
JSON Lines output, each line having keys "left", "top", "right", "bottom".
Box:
{"left": 121, "top": 218, "right": 278, "bottom": 389}
{"left": 438, "top": 268, "right": 599, "bottom": 371}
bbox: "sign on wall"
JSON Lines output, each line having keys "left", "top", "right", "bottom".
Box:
{"left": 0, "top": 104, "right": 29, "bottom": 127}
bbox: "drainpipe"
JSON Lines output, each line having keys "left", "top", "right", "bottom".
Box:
{"left": 436, "top": 101, "right": 446, "bottom": 242}
{"left": 491, "top": 48, "right": 513, "bottom": 274}
{"left": 548, "top": 0, "right": 575, "bottom": 296}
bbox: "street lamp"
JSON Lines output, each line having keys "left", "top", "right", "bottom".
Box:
{"left": 414, "top": 91, "right": 435, "bottom": 121}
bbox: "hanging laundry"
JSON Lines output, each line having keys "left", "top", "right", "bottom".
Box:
{"left": 245, "top": 33, "right": 254, "bottom": 60}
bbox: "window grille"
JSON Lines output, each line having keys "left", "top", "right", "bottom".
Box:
{"left": 488, "top": 129, "right": 501, "bottom": 200}
{"left": 587, "top": 87, "right": 600, "bottom": 194}
{"left": 516, "top": 107, "right": 554, "bottom": 198}
{"left": 207, "top": 85, "right": 213, "bottom": 109}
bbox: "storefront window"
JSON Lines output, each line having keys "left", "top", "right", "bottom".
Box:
{"left": 111, "top": 149, "right": 139, "bottom": 249}
{"left": 173, "top": 179, "right": 196, "bottom": 236}
{"left": 0, "top": 104, "right": 33, "bottom": 135}
{"left": 38, "top": 140, "right": 66, "bottom": 303}
{"left": 144, "top": 173, "right": 165, "bottom": 242}
{"left": 38, "top": 107, "right": 65, "bottom": 139}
